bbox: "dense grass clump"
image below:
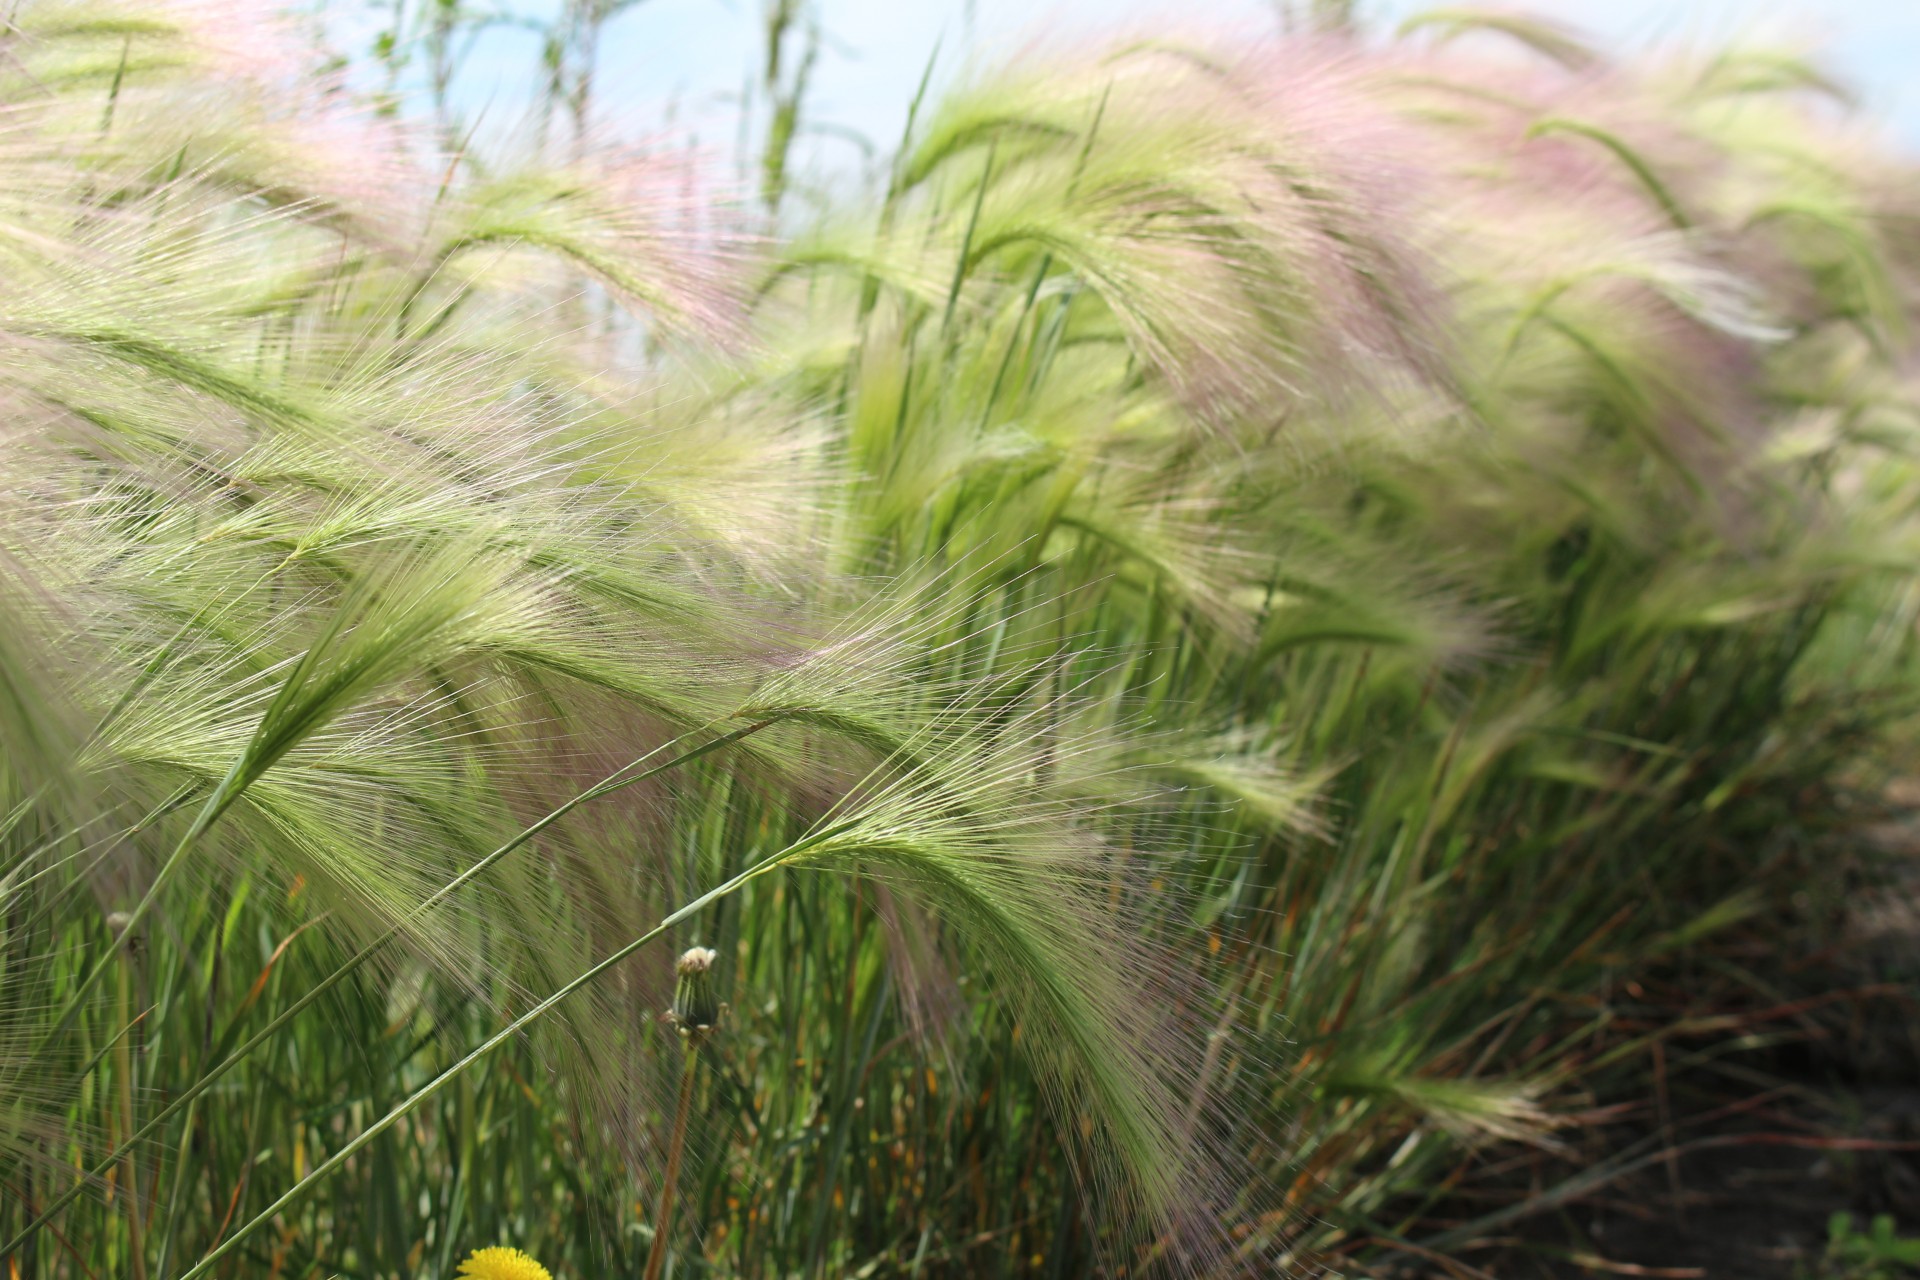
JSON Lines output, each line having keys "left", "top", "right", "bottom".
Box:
{"left": 1, "top": 2, "right": 1918, "bottom": 1277}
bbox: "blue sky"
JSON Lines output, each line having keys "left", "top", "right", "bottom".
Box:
{"left": 395, "top": 0, "right": 1920, "bottom": 175}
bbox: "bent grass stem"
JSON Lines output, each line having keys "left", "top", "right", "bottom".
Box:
{"left": 169, "top": 850, "right": 801, "bottom": 1280}
{"left": 2, "top": 718, "right": 776, "bottom": 1260}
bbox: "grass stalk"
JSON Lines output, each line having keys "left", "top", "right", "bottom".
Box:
{"left": 114, "top": 940, "right": 147, "bottom": 1280}
{"left": 2, "top": 721, "right": 774, "bottom": 1259}
{"left": 642, "top": 1047, "right": 700, "bottom": 1280}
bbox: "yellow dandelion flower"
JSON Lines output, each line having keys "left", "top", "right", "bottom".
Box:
{"left": 456, "top": 1247, "right": 552, "bottom": 1280}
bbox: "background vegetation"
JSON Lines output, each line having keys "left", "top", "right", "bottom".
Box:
{"left": 1, "top": 1, "right": 1917, "bottom": 1276}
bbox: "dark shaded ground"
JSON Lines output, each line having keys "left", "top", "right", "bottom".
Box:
{"left": 1450, "top": 1084, "right": 1920, "bottom": 1279}
{"left": 1388, "top": 797, "right": 1920, "bottom": 1280}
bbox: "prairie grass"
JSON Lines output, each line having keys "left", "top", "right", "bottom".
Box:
{"left": 1, "top": 2, "right": 1918, "bottom": 1278}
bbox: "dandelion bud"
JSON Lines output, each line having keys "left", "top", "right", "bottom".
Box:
{"left": 671, "top": 945, "right": 720, "bottom": 1038}
{"left": 105, "top": 911, "right": 142, "bottom": 957}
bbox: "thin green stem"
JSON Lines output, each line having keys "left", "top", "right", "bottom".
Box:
{"left": 170, "top": 852, "right": 802, "bottom": 1279}
{"left": 941, "top": 140, "right": 996, "bottom": 334}
{"left": 114, "top": 949, "right": 146, "bottom": 1280}
{"left": 3, "top": 719, "right": 775, "bottom": 1259}
{"left": 33, "top": 764, "right": 240, "bottom": 1063}
{"left": 151, "top": 1095, "right": 198, "bottom": 1280}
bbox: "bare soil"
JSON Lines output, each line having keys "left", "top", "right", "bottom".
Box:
{"left": 1395, "top": 804, "right": 1920, "bottom": 1280}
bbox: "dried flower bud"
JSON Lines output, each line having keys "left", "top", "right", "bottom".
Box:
{"left": 105, "top": 911, "right": 143, "bottom": 957}
{"left": 670, "top": 946, "right": 720, "bottom": 1039}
